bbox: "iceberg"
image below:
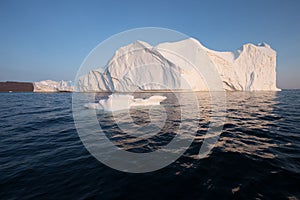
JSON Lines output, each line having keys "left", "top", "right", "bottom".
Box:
{"left": 77, "top": 38, "right": 280, "bottom": 92}
{"left": 33, "top": 80, "right": 73, "bottom": 92}
{"left": 84, "top": 94, "right": 167, "bottom": 112}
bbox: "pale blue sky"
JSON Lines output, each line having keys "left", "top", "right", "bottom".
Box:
{"left": 0, "top": 0, "right": 299, "bottom": 89}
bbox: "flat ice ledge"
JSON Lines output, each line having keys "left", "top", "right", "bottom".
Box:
{"left": 84, "top": 94, "right": 167, "bottom": 112}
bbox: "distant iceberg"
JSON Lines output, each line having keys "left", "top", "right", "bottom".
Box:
{"left": 84, "top": 94, "right": 167, "bottom": 112}
{"left": 33, "top": 80, "right": 73, "bottom": 92}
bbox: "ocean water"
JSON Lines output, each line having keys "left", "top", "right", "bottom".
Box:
{"left": 0, "top": 91, "right": 300, "bottom": 199}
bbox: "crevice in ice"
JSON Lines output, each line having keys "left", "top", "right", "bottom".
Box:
{"left": 223, "top": 81, "right": 238, "bottom": 91}
{"left": 246, "top": 72, "right": 255, "bottom": 91}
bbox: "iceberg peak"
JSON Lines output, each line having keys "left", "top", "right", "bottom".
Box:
{"left": 257, "top": 42, "right": 271, "bottom": 48}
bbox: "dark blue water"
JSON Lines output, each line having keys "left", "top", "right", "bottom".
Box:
{"left": 0, "top": 91, "right": 300, "bottom": 199}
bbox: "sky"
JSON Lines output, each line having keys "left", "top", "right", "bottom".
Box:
{"left": 0, "top": 0, "right": 299, "bottom": 89}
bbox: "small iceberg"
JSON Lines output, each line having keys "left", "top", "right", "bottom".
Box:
{"left": 84, "top": 94, "right": 167, "bottom": 112}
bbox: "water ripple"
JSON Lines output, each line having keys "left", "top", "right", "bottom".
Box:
{"left": 0, "top": 91, "right": 300, "bottom": 199}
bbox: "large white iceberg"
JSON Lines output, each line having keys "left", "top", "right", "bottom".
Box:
{"left": 77, "top": 38, "right": 280, "bottom": 92}
{"left": 84, "top": 94, "right": 167, "bottom": 112}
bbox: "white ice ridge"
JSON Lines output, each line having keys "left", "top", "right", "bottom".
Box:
{"left": 77, "top": 38, "right": 280, "bottom": 92}
{"left": 84, "top": 94, "right": 167, "bottom": 112}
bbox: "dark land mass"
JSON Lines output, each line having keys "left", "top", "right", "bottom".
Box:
{"left": 0, "top": 82, "right": 34, "bottom": 92}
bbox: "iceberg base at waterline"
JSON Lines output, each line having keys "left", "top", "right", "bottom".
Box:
{"left": 84, "top": 94, "right": 167, "bottom": 112}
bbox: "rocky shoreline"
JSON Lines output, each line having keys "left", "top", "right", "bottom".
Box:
{"left": 0, "top": 81, "right": 73, "bottom": 92}
{"left": 0, "top": 82, "right": 34, "bottom": 92}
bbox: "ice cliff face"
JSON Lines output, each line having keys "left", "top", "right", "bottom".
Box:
{"left": 206, "top": 42, "right": 279, "bottom": 91}
{"left": 76, "top": 38, "right": 280, "bottom": 92}
{"left": 33, "top": 80, "right": 73, "bottom": 92}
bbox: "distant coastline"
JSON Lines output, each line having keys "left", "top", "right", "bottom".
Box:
{"left": 1, "top": 81, "right": 296, "bottom": 93}
{"left": 0, "top": 81, "right": 33, "bottom": 92}
{"left": 0, "top": 81, "right": 72, "bottom": 93}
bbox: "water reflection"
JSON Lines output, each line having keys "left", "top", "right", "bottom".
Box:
{"left": 215, "top": 92, "right": 280, "bottom": 159}
{"left": 76, "top": 91, "right": 298, "bottom": 171}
